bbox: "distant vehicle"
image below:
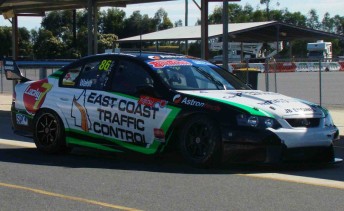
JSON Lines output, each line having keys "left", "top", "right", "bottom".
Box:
{"left": 307, "top": 40, "right": 332, "bottom": 61}
{"left": 4, "top": 52, "right": 341, "bottom": 167}
{"left": 209, "top": 42, "right": 283, "bottom": 63}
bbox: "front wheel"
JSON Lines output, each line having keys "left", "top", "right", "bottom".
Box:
{"left": 33, "top": 109, "right": 70, "bottom": 154}
{"left": 179, "top": 115, "right": 222, "bottom": 167}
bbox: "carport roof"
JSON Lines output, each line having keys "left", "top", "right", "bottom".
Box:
{"left": 118, "top": 21, "right": 344, "bottom": 42}
{"left": 0, "top": 0, "right": 174, "bottom": 14}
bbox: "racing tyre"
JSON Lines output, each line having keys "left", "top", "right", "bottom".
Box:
{"left": 33, "top": 109, "right": 71, "bottom": 154}
{"left": 179, "top": 115, "right": 222, "bottom": 167}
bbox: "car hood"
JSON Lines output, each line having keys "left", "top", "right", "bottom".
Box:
{"left": 178, "top": 90, "right": 324, "bottom": 118}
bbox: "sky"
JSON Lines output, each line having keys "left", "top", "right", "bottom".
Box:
{"left": 0, "top": 0, "right": 343, "bottom": 30}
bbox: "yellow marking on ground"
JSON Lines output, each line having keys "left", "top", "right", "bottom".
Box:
{"left": 0, "top": 182, "right": 142, "bottom": 211}
{"left": 0, "top": 139, "right": 35, "bottom": 148}
{"left": 239, "top": 173, "right": 344, "bottom": 190}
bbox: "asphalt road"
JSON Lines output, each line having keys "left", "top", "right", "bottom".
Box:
{"left": 1, "top": 98, "right": 344, "bottom": 210}
{"left": 257, "top": 71, "right": 344, "bottom": 108}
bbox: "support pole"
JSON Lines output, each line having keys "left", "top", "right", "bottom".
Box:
{"left": 12, "top": 15, "right": 18, "bottom": 92}
{"left": 93, "top": 1, "right": 98, "bottom": 54}
{"left": 201, "top": 0, "right": 208, "bottom": 60}
{"left": 87, "top": 0, "right": 93, "bottom": 55}
{"left": 274, "top": 24, "right": 280, "bottom": 93}
{"left": 73, "top": 9, "right": 77, "bottom": 48}
{"left": 222, "top": 0, "right": 229, "bottom": 71}
{"left": 185, "top": 0, "right": 188, "bottom": 55}
{"left": 319, "top": 59, "right": 322, "bottom": 106}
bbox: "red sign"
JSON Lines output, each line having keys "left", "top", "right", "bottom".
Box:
{"left": 148, "top": 60, "right": 192, "bottom": 68}
{"left": 138, "top": 95, "right": 167, "bottom": 108}
{"left": 23, "top": 79, "right": 52, "bottom": 114}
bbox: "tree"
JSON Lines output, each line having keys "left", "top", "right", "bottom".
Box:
{"left": 174, "top": 19, "right": 183, "bottom": 27}
{"left": 282, "top": 10, "right": 307, "bottom": 26}
{"left": 0, "top": 27, "right": 12, "bottom": 57}
{"left": 33, "top": 29, "right": 66, "bottom": 59}
{"left": 97, "top": 33, "right": 118, "bottom": 53}
{"left": 41, "top": 10, "right": 74, "bottom": 38}
{"left": 306, "top": 9, "right": 321, "bottom": 29}
{"left": 18, "top": 27, "right": 33, "bottom": 57}
{"left": 100, "top": 8, "right": 126, "bottom": 37}
{"left": 322, "top": 12, "right": 335, "bottom": 33}
{"left": 333, "top": 15, "right": 344, "bottom": 35}
{"left": 153, "top": 8, "right": 173, "bottom": 30}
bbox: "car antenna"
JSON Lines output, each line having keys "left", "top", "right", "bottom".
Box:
{"left": 139, "top": 24, "right": 142, "bottom": 56}
{"left": 140, "top": 33, "right": 142, "bottom": 56}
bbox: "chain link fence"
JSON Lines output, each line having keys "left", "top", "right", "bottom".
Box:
{"left": 1, "top": 58, "right": 344, "bottom": 109}
{"left": 0, "top": 68, "right": 57, "bottom": 94}
{"left": 257, "top": 58, "right": 344, "bottom": 108}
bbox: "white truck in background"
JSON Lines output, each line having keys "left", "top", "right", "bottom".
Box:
{"left": 209, "top": 42, "right": 283, "bottom": 63}
{"left": 307, "top": 40, "right": 332, "bottom": 61}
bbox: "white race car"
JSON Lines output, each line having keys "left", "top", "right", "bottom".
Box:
{"left": 4, "top": 52, "right": 342, "bottom": 167}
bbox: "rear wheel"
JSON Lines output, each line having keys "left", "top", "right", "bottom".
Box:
{"left": 179, "top": 115, "right": 222, "bottom": 167}
{"left": 33, "top": 109, "right": 70, "bottom": 154}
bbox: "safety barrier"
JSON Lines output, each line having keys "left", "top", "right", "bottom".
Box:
{"left": 228, "top": 60, "right": 344, "bottom": 73}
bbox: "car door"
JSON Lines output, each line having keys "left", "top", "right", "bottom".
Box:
{"left": 55, "top": 57, "right": 114, "bottom": 143}
{"left": 101, "top": 57, "right": 179, "bottom": 152}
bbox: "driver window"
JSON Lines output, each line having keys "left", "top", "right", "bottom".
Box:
{"left": 76, "top": 59, "right": 113, "bottom": 90}
{"left": 111, "top": 60, "right": 153, "bottom": 94}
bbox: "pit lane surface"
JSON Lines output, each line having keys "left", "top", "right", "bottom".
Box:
{"left": 1, "top": 96, "right": 344, "bottom": 210}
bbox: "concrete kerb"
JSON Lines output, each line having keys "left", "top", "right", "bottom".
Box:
{"left": 1, "top": 94, "right": 344, "bottom": 136}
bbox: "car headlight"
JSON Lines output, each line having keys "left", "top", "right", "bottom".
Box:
{"left": 236, "top": 114, "right": 280, "bottom": 129}
{"left": 323, "top": 113, "right": 335, "bottom": 128}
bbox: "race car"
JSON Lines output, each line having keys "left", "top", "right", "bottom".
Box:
{"left": 4, "top": 52, "right": 342, "bottom": 167}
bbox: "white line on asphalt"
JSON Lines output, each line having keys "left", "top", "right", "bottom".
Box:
{"left": 239, "top": 173, "right": 344, "bottom": 190}
{"left": 0, "top": 139, "right": 35, "bottom": 148}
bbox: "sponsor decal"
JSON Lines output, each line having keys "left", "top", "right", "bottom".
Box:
{"left": 79, "top": 79, "right": 93, "bottom": 87}
{"left": 148, "top": 56, "right": 161, "bottom": 60}
{"left": 204, "top": 104, "right": 221, "bottom": 111}
{"left": 258, "top": 99, "right": 290, "bottom": 105}
{"left": 138, "top": 95, "right": 167, "bottom": 108}
{"left": 173, "top": 94, "right": 182, "bottom": 104}
{"left": 4, "top": 65, "right": 14, "bottom": 70}
{"left": 16, "top": 114, "right": 28, "bottom": 126}
{"left": 71, "top": 90, "right": 92, "bottom": 132}
{"left": 70, "top": 91, "right": 175, "bottom": 146}
{"left": 148, "top": 60, "right": 192, "bottom": 68}
{"left": 173, "top": 94, "right": 220, "bottom": 111}
{"left": 181, "top": 97, "right": 205, "bottom": 107}
{"left": 154, "top": 128, "right": 165, "bottom": 142}
{"left": 148, "top": 55, "right": 186, "bottom": 60}
{"left": 192, "top": 60, "right": 212, "bottom": 65}
{"left": 223, "top": 92, "right": 242, "bottom": 99}
{"left": 23, "top": 79, "right": 53, "bottom": 115}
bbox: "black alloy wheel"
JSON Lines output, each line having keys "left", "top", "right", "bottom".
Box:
{"left": 34, "top": 110, "right": 70, "bottom": 154}
{"left": 179, "top": 115, "right": 222, "bottom": 167}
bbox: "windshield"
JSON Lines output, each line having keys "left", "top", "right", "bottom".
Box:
{"left": 147, "top": 59, "right": 250, "bottom": 90}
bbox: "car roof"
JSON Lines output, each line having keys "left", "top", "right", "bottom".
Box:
{"left": 84, "top": 51, "right": 196, "bottom": 62}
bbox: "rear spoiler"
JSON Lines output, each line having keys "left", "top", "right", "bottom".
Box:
{"left": 3, "top": 59, "right": 30, "bottom": 82}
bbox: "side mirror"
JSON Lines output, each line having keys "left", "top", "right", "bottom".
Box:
{"left": 3, "top": 59, "right": 22, "bottom": 80}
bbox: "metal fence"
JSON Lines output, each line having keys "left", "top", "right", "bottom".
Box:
{"left": 1, "top": 58, "right": 344, "bottom": 108}
{"left": 257, "top": 58, "right": 344, "bottom": 108}
{"left": 0, "top": 68, "right": 58, "bottom": 94}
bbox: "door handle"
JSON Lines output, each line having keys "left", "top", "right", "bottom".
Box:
{"left": 60, "top": 97, "right": 69, "bottom": 101}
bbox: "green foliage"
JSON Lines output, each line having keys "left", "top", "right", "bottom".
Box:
{"left": 33, "top": 29, "right": 66, "bottom": 59}
{"left": 2, "top": 4, "right": 343, "bottom": 59}
{"left": 98, "top": 33, "right": 118, "bottom": 53}
{"left": 0, "top": 27, "right": 12, "bottom": 57}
